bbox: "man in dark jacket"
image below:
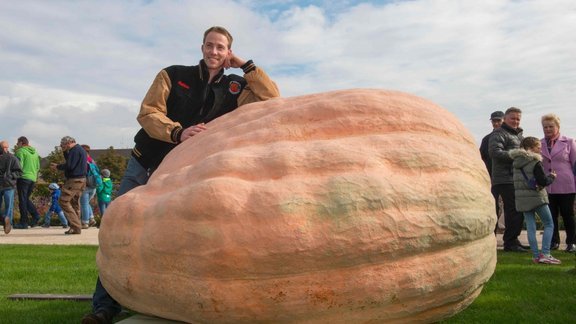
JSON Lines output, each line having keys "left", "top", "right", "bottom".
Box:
{"left": 489, "top": 107, "right": 526, "bottom": 252}
{"left": 82, "top": 26, "right": 280, "bottom": 324}
{"left": 0, "top": 140, "right": 23, "bottom": 234}
{"left": 51, "top": 136, "right": 87, "bottom": 235}
{"left": 480, "top": 111, "right": 505, "bottom": 233}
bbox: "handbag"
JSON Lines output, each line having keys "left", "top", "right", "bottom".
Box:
{"left": 520, "top": 167, "right": 538, "bottom": 190}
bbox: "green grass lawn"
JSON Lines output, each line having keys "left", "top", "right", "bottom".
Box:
{"left": 0, "top": 245, "right": 98, "bottom": 324}
{"left": 0, "top": 245, "right": 574, "bottom": 323}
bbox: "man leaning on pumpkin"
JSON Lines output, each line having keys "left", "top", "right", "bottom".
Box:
{"left": 81, "top": 26, "right": 280, "bottom": 324}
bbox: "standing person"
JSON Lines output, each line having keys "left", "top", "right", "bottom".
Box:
{"left": 42, "top": 183, "right": 69, "bottom": 228}
{"left": 82, "top": 25, "right": 280, "bottom": 324}
{"left": 510, "top": 137, "right": 560, "bottom": 264}
{"left": 13, "top": 136, "right": 41, "bottom": 229}
{"left": 96, "top": 169, "right": 113, "bottom": 217}
{"left": 0, "top": 140, "right": 22, "bottom": 234}
{"left": 51, "top": 136, "right": 87, "bottom": 235}
{"left": 489, "top": 107, "right": 527, "bottom": 252}
{"left": 80, "top": 144, "right": 98, "bottom": 228}
{"left": 540, "top": 113, "right": 576, "bottom": 252}
{"left": 480, "top": 110, "right": 505, "bottom": 233}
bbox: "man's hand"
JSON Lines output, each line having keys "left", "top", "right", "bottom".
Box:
{"left": 224, "top": 51, "right": 246, "bottom": 69}
{"left": 180, "top": 123, "right": 207, "bottom": 142}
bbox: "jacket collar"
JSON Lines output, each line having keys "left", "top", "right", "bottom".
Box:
{"left": 501, "top": 122, "right": 523, "bottom": 135}
{"left": 198, "top": 59, "right": 224, "bottom": 84}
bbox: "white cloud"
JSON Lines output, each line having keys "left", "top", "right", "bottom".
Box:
{"left": 1, "top": 0, "right": 575, "bottom": 157}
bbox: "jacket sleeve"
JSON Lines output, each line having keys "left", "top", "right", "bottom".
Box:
{"left": 488, "top": 132, "right": 512, "bottom": 163}
{"left": 237, "top": 66, "right": 280, "bottom": 106}
{"left": 569, "top": 138, "right": 576, "bottom": 177}
{"left": 533, "top": 162, "right": 554, "bottom": 187}
{"left": 136, "top": 70, "right": 182, "bottom": 143}
{"left": 10, "top": 157, "right": 22, "bottom": 180}
{"left": 479, "top": 135, "right": 490, "bottom": 170}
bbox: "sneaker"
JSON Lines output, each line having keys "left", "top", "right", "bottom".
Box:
{"left": 532, "top": 255, "right": 541, "bottom": 264}
{"left": 538, "top": 254, "right": 562, "bottom": 265}
{"left": 62, "top": 225, "right": 69, "bottom": 229}
{"left": 82, "top": 224, "right": 89, "bottom": 229}
{"left": 88, "top": 218, "right": 97, "bottom": 227}
{"left": 42, "top": 224, "right": 50, "bottom": 228}
{"left": 3, "top": 217, "right": 11, "bottom": 234}
{"left": 13, "top": 224, "right": 29, "bottom": 229}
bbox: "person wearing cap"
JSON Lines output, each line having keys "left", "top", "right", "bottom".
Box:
{"left": 42, "top": 183, "right": 69, "bottom": 228}
{"left": 0, "top": 140, "right": 23, "bottom": 234}
{"left": 50, "top": 136, "right": 87, "bottom": 235}
{"left": 96, "top": 169, "right": 113, "bottom": 217}
{"left": 489, "top": 107, "right": 527, "bottom": 252}
{"left": 480, "top": 111, "right": 505, "bottom": 234}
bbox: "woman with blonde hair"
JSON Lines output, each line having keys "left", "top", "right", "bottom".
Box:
{"left": 540, "top": 113, "right": 576, "bottom": 252}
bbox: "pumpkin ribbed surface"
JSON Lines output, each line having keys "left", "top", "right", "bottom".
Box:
{"left": 98, "top": 89, "right": 496, "bottom": 323}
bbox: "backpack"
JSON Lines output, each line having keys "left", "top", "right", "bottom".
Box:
{"left": 520, "top": 167, "right": 539, "bottom": 191}
{"left": 86, "top": 162, "right": 102, "bottom": 189}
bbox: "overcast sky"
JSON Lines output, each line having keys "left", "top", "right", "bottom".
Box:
{"left": 1, "top": 0, "right": 574, "bottom": 157}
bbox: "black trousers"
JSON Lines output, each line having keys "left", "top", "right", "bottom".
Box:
{"left": 490, "top": 189, "right": 502, "bottom": 232}
{"left": 548, "top": 193, "right": 576, "bottom": 245}
{"left": 16, "top": 178, "right": 40, "bottom": 226}
{"left": 492, "top": 184, "right": 524, "bottom": 247}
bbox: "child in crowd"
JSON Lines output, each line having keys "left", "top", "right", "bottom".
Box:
{"left": 510, "top": 137, "right": 560, "bottom": 264}
{"left": 42, "top": 183, "right": 69, "bottom": 228}
{"left": 96, "top": 169, "right": 113, "bottom": 217}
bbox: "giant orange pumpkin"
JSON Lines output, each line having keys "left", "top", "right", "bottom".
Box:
{"left": 98, "top": 89, "right": 496, "bottom": 323}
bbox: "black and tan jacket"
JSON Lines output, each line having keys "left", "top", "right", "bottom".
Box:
{"left": 132, "top": 59, "right": 280, "bottom": 172}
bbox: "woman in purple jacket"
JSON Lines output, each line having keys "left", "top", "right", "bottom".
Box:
{"left": 540, "top": 113, "right": 576, "bottom": 252}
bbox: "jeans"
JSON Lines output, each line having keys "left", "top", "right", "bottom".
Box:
{"left": 93, "top": 157, "right": 149, "bottom": 315}
{"left": 81, "top": 187, "right": 96, "bottom": 224}
{"left": 16, "top": 178, "right": 40, "bottom": 226}
{"left": 524, "top": 204, "right": 554, "bottom": 259}
{"left": 0, "top": 188, "right": 15, "bottom": 224}
{"left": 44, "top": 211, "right": 68, "bottom": 226}
{"left": 98, "top": 201, "right": 110, "bottom": 217}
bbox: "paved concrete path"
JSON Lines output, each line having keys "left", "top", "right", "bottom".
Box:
{"left": 0, "top": 225, "right": 99, "bottom": 245}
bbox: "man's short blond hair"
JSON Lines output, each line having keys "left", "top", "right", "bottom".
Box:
{"left": 505, "top": 107, "right": 522, "bottom": 115}
{"left": 203, "top": 26, "right": 233, "bottom": 49}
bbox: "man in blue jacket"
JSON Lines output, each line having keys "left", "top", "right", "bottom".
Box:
{"left": 51, "top": 136, "right": 87, "bottom": 235}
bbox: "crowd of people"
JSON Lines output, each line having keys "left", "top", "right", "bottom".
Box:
{"left": 0, "top": 136, "right": 113, "bottom": 235}
{"left": 480, "top": 108, "right": 576, "bottom": 265}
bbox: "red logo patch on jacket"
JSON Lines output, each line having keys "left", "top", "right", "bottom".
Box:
{"left": 229, "top": 81, "right": 241, "bottom": 94}
{"left": 178, "top": 81, "right": 190, "bottom": 89}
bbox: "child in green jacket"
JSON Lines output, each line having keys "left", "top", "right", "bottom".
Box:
{"left": 96, "top": 169, "right": 113, "bottom": 218}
